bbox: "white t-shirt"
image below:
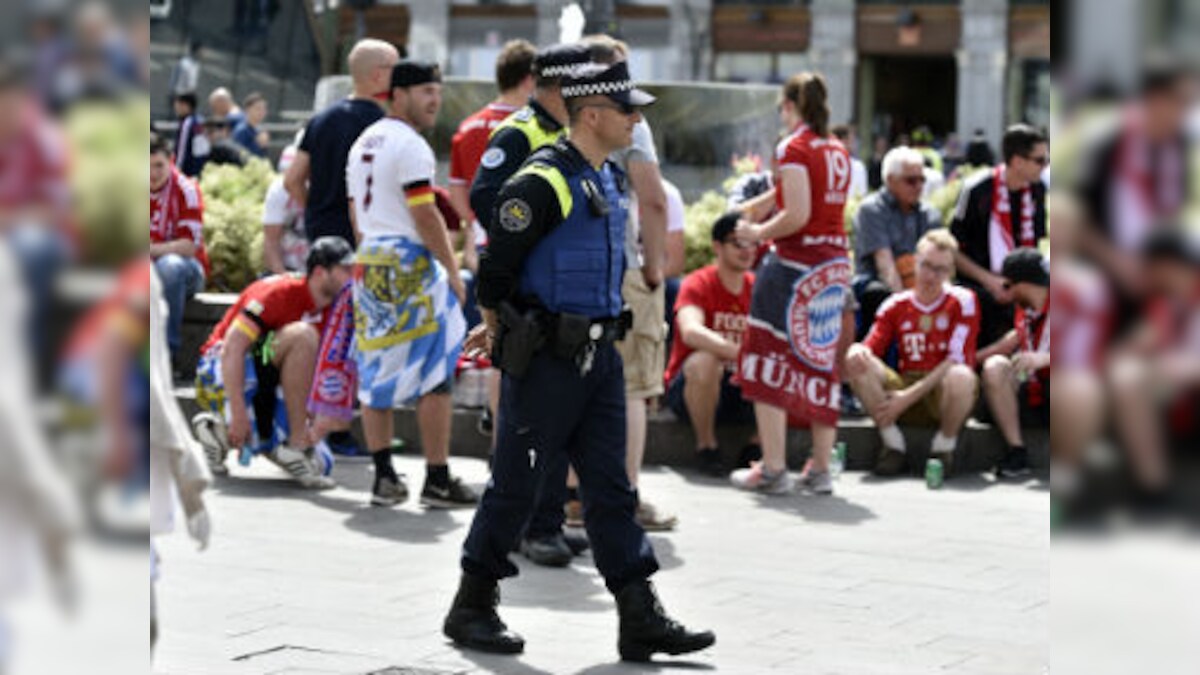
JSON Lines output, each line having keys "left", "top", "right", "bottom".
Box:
{"left": 849, "top": 157, "right": 869, "bottom": 201}
{"left": 261, "top": 176, "right": 308, "bottom": 271}
{"left": 609, "top": 119, "right": 659, "bottom": 269}
{"left": 663, "top": 178, "right": 685, "bottom": 234}
{"left": 346, "top": 117, "right": 436, "bottom": 242}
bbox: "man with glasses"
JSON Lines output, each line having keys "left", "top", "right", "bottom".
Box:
{"left": 950, "top": 124, "right": 1048, "bottom": 354}
{"left": 844, "top": 230, "right": 981, "bottom": 477}
{"left": 664, "top": 212, "right": 758, "bottom": 477}
{"left": 852, "top": 145, "right": 944, "bottom": 338}
{"left": 444, "top": 61, "right": 714, "bottom": 662}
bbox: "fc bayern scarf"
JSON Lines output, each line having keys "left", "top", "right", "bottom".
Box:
{"left": 308, "top": 281, "right": 357, "bottom": 421}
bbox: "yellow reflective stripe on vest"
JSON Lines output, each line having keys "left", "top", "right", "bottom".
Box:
{"left": 514, "top": 163, "right": 573, "bottom": 220}
{"left": 490, "top": 109, "right": 562, "bottom": 151}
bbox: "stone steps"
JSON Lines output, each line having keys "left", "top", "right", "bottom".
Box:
{"left": 177, "top": 295, "right": 1048, "bottom": 476}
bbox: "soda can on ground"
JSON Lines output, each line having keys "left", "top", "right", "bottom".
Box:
{"left": 925, "top": 458, "right": 944, "bottom": 489}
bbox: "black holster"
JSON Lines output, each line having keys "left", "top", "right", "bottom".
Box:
{"left": 494, "top": 302, "right": 547, "bottom": 378}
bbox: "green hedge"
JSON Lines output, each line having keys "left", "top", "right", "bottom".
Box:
{"left": 198, "top": 158, "right": 274, "bottom": 291}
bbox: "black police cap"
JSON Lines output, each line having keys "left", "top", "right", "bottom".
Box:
{"left": 532, "top": 43, "right": 591, "bottom": 79}
{"left": 560, "top": 61, "right": 655, "bottom": 107}
{"left": 306, "top": 236, "right": 356, "bottom": 275}
{"left": 391, "top": 60, "right": 441, "bottom": 89}
{"left": 1000, "top": 247, "right": 1049, "bottom": 287}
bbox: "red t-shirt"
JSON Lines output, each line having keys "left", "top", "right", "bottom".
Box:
{"left": 864, "top": 286, "right": 981, "bottom": 372}
{"left": 150, "top": 165, "right": 210, "bottom": 274}
{"left": 201, "top": 274, "right": 326, "bottom": 353}
{"left": 771, "top": 124, "right": 851, "bottom": 264}
{"left": 1050, "top": 262, "right": 1109, "bottom": 372}
{"left": 448, "top": 103, "right": 519, "bottom": 196}
{"left": 665, "top": 265, "right": 755, "bottom": 385}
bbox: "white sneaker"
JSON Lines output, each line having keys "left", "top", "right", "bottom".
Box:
{"left": 191, "top": 412, "right": 230, "bottom": 476}
{"left": 801, "top": 470, "right": 834, "bottom": 496}
{"left": 730, "top": 461, "right": 795, "bottom": 495}
{"left": 273, "top": 445, "right": 336, "bottom": 490}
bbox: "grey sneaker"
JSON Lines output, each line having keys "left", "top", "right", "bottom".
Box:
{"left": 371, "top": 474, "right": 409, "bottom": 506}
{"left": 801, "top": 469, "right": 834, "bottom": 495}
{"left": 273, "top": 445, "right": 336, "bottom": 490}
{"left": 191, "top": 412, "right": 229, "bottom": 476}
{"left": 730, "top": 462, "right": 795, "bottom": 495}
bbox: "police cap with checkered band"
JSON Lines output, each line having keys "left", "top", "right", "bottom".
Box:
{"left": 560, "top": 61, "right": 656, "bottom": 107}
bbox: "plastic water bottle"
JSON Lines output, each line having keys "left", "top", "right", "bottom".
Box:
{"left": 831, "top": 441, "right": 847, "bottom": 478}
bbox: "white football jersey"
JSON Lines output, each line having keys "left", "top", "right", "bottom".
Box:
{"left": 346, "top": 117, "right": 436, "bottom": 242}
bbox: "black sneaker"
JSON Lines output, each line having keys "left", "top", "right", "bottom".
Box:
{"left": 420, "top": 475, "right": 479, "bottom": 509}
{"left": 696, "top": 448, "right": 724, "bottom": 477}
{"left": 371, "top": 474, "right": 409, "bottom": 506}
{"left": 563, "top": 529, "right": 590, "bottom": 556}
{"left": 995, "top": 447, "right": 1031, "bottom": 479}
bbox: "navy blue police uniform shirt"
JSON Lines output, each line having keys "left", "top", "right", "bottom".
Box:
{"left": 299, "top": 98, "right": 384, "bottom": 246}
{"left": 475, "top": 143, "right": 581, "bottom": 311}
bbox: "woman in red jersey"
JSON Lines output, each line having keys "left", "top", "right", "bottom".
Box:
{"left": 731, "top": 72, "right": 852, "bottom": 495}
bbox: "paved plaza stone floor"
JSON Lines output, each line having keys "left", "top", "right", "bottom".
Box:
{"left": 150, "top": 452, "right": 1048, "bottom": 675}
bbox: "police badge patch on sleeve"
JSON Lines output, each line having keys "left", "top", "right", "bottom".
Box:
{"left": 480, "top": 147, "right": 506, "bottom": 169}
{"left": 499, "top": 198, "right": 532, "bottom": 232}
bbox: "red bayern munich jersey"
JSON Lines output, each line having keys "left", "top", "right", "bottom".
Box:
{"left": 448, "top": 103, "right": 519, "bottom": 190}
{"left": 772, "top": 123, "right": 851, "bottom": 264}
{"left": 202, "top": 274, "right": 328, "bottom": 352}
{"left": 664, "top": 265, "right": 755, "bottom": 385}
{"left": 151, "top": 165, "right": 210, "bottom": 274}
{"left": 865, "top": 285, "right": 981, "bottom": 372}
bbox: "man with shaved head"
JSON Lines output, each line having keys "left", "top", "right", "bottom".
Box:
{"left": 207, "top": 86, "right": 244, "bottom": 128}
{"left": 285, "top": 38, "right": 400, "bottom": 247}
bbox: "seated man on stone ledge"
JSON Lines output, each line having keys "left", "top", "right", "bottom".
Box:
{"left": 844, "top": 230, "right": 981, "bottom": 478}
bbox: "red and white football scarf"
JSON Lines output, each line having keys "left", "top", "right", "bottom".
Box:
{"left": 987, "top": 164, "right": 1036, "bottom": 273}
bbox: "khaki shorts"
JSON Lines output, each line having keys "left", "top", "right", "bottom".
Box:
{"left": 883, "top": 368, "right": 943, "bottom": 427}
{"left": 615, "top": 268, "right": 666, "bottom": 398}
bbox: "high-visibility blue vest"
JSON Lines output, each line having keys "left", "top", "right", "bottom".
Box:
{"left": 514, "top": 147, "right": 627, "bottom": 319}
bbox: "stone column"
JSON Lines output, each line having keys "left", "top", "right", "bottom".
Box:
{"left": 957, "top": 0, "right": 1008, "bottom": 152}
{"left": 669, "top": 0, "right": 712, "bottom": 82}
{"left": 403, "top": 0, "right": 450, "bottom": 67}
{"left": 808, "top": 0, "right": 857, "bottom": 125}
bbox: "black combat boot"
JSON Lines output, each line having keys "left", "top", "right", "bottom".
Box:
{"left": 615, "top": 579, "right": 716, "bottom": 662}
{"left": 443, "top": 573, "right": 525, "bottom": 654}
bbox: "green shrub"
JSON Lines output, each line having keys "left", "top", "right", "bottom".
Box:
{"left": 198, "top": 158, "right": 274, "bottom": 291}
{"left": 66, "top": 97, "right": 150, "bottom": 266}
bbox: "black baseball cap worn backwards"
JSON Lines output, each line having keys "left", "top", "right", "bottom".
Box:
{"left": 1000, "top": 247, "right": 1049, "bottom": 287}
{"left": 391, "top": 60, "right": 441, "bottom": 89}
{"left": 560, "top": 61, "right": 656, "bottom": 107}
{"left": 307, "top": 236, "right": 356, "bottom": 274}
{"left": 532, "top": 43, "right": 591, "bottom": 79}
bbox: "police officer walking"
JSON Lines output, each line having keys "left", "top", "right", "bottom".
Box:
{"left": 469, "top": 42, "right": 593, "bottom": 566}
{"left": 443, "top": 62, "right": 716, "bottom": 662}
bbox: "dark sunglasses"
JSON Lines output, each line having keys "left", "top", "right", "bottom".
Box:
{"left": 901, "top": 175, "right": 927, "bottom": 186}
{"left": 1024, "top": 154, "right": 1050, "bottom": 167}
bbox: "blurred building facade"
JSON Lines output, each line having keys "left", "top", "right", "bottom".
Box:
{"left": 324, "top": 0, "right": 1050, "bottom": 154}
{"left": 150, "top": 0, "right": 1050, "bottom": 155}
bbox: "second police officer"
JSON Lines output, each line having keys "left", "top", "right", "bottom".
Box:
{"left": 443, "top": 61, "right": 716, "bottom": 662}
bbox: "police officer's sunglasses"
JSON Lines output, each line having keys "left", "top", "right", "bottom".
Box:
{"left": 581, "top": 101, "right": 638, "bottom": 116}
